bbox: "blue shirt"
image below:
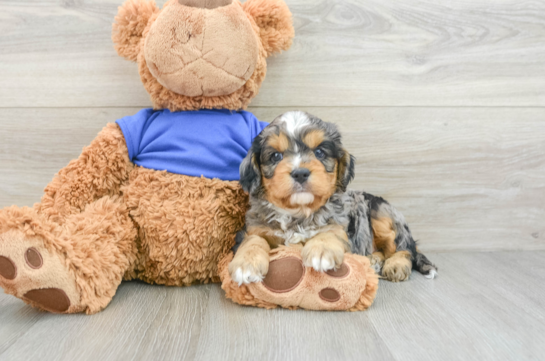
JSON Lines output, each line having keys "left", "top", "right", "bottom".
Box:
{"left": 116, "top": 109, "right": 268, "bottom": 181}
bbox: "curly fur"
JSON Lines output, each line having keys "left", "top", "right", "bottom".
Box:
{"left": 113, "top": 0, "right": 160, "bottom": 62}
{"left": 243, "top": 0, "right": 294, "bottom": 57}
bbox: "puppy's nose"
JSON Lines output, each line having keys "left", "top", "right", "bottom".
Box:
{"left": 291, "top": 168, "right": 310, "bottom": 184}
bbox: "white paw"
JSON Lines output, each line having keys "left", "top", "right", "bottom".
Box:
{"left": 301, "top": 238, "right": 345, "bottom": 273}
{"left": 311, "top": 254, "right": 335, "bottom": 272}
{"left": 425, "top": 269, "right": 438, "bottom": 279}
{"left": 231, "top": 266, "right": 265, "bottom": 286}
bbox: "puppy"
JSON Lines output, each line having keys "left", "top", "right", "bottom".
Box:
{"left": 229, "top": 111, "right": 437, "bottom": 285}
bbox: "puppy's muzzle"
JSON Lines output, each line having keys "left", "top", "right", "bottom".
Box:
{"left": 291, "top": 168, "right": 310, "bottom": 184}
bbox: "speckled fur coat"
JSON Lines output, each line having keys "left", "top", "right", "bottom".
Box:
{"left": 0, "top": 0, "right": 294, "bottom": 314}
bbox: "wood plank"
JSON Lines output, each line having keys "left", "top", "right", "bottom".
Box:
{"left": 0, "top": 290, "right": 45, "bottom": 355}
{"left": 367, "top": 251, "right": 545, "bottom": 361}
{"left": 1, "top": 107, "right": 543, "bottom": 252}
{"left": 192, "top": 285, "right": 393, "bottom": 361}
{"left": 0, "top": 252, "right": 544, "bottom": 360}
{"left": 0, "top": 282, "right": 211, "bottom": 361}
{"left": 1, "top": 0, "right": 545, "bottom": 107}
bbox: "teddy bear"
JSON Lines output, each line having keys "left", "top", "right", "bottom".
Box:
{"left": 0, "top": 0, "right": 378, "bottom": 314}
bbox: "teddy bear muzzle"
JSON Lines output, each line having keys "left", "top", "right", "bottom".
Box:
{"left": 144, "top": 0, "right": 259, "bottom": 97}
{"left": 178, "top": 0, "right": 232, "bottom": 9}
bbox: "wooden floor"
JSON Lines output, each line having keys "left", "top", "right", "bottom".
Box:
{"left": 1, "top": 0, "right": 544, "bottom": 360}
{"left": 0, "top": 251, "right": 543, "bottom": 361}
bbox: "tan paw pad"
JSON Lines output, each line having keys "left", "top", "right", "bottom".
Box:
{"left": 263, "top": 257, "right": 304, "bottom": 293}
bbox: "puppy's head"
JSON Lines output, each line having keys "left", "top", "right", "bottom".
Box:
{"left": 240, "top": 111, "right": 355, "bottom": 214}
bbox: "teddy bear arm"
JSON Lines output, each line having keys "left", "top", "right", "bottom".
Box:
{"left": 36, "top": 123, "right": 133, "bottom": 223}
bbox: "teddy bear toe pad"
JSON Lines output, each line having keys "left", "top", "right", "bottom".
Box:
{"left": 23, "top": 288, "right": 71, "bottom": 313}
{"left": 0, "top": 255, "right": 17, "bottom": 280}
{"left": 0, "top": 231, "right": 81, "bottom": 313}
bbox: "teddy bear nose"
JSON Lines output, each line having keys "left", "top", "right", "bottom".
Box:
{"left": 178, "top": 0, "right": 232, "bottom": 9}
{"left": 291, "top": 168, "right": 311, "bottom": 184}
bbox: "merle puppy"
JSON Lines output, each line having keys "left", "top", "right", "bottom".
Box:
{"left": 228, "top": 111, "right": 437, "bottom": 285}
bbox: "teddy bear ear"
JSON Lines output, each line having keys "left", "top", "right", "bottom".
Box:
{"left": 243, "top": 0, "right": 295, "bottom": 57}
{"left": 112, "top": 0, "right": 160, "bottom": 62}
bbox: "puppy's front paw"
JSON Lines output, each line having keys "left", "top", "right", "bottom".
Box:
{"left": 228, "top": 247, "right": 269, "bottom": 286}
{"left": 302, "top": 239, "right": 345, "bottom": 272}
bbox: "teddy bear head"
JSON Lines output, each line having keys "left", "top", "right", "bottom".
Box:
{"left": 112, "top": 0, "right": 294, "bottom": 111}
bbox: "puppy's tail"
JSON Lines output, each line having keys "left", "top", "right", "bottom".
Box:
{"left": 412, "top": 248, "right": 438, "bottom": 279}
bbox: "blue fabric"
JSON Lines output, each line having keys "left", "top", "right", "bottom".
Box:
{"left": 116, "top": 109, "right": 268, "bottom": 181}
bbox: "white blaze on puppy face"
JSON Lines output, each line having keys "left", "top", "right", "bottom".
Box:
{"left": 281, "top": 111, "right": 311, "bottom": 138}
{"left": 291, "top": 155, "right": 302, "bottom": 169}
{"left": 290, "top": 192, "right": 315, "bottom": 205}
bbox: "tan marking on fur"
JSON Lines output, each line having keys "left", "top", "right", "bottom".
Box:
{"left": 318, "top": 224, "right": 349, "bottom": 242}
{"left": 371, "top": 217, "right": 397, "bottom": 259}
{"left": 302, "top": 129, "right": 325, "bottom": 149}
{"left": 262, "top": 156, "right": 338, "bottom": 215}
{"left": 248, "top": 224, "right": 346, "bottom": 251}
{"left": 336, "top": 150, "right": 352, "bottom": 191}
{"left": 262, "top": 159, "right": 296, "bottom": 209}
{"left": 268, "top": 132, "right": 289, "bottom": 153}
{"left": 382, "top": 251, "right": 412, "bottom": 282}
{"left": 247, "top": 226, "right": 284, "bottom": 248}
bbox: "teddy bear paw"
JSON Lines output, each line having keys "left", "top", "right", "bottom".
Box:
{"left": 220, "top": 247, "right": 379, "bottom": 311}
{"left": 0, "top": 230, "right": 82, "bottom": 313}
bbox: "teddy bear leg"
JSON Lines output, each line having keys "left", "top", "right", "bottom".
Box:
{"left": 0, "top": 196, "right": 138, "bottom": 314}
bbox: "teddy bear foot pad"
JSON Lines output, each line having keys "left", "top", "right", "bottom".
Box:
{"left": 0, "top": 230, "right": 82, "bottom": 313}
{"left": 219, "top": 246, "right": 378, "bottom": 311}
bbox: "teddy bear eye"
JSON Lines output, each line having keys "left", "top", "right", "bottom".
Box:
{"left": 314, "top": 148, "right": 326, "bottom": 159}
{"left": 270, "top": 152, "right": 283, "bottom": 162}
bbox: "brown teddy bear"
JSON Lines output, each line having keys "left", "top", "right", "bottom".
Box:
{"left": 0, "top": 0, "right": 378, "bottom": 314}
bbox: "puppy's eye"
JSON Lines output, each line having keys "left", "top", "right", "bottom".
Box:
{"left": 270, "top": 152, "right": 283, "bottom": 162}
{"left": 314, "top": 148, "right": 326, "bottom": 159}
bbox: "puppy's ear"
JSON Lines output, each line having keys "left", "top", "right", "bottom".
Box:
{"left": 240, "top": 143, "right": 262, "bottom": 194}
{"left": 336, "top": 151, "right": 356, "bottom": 192}
{"left": 112, "top": 0, "right": 160, "bottom": 62}
{"left": 243, "top": 0, "right": 294, "bottom": 57}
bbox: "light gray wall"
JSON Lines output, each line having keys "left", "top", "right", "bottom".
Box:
{"left": 1, "top": 0, "right": 544, "bottom": 251}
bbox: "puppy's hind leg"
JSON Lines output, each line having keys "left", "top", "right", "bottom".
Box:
{"left": 371, "top": 216, "right": 412, "bottom": 282}
{"left": 369, "top": 196, "right": 437, "bottom": 281}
